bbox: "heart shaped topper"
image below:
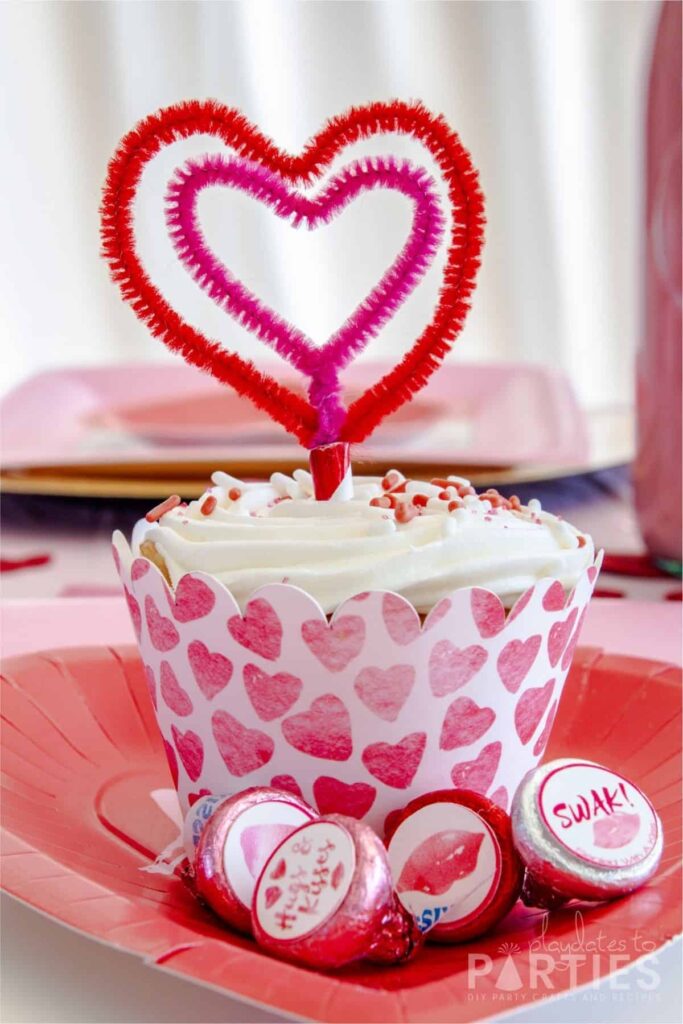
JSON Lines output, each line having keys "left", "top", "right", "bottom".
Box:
{"left": 166, "top": 154, "right": 444, "bottom": 445}
{"left": 101, "top": 100, "right": 485, "bottom": 446}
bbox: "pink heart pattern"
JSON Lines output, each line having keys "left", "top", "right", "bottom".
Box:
{"left": 354, "top": 664, "right": 414, "bottom": 721}
{"left": 450, "top": 740, "right": 502, "bottom": 793}
{"left": 429, "top": 640, "right": 488, "bottom": 697}
{"left": 212, "top": 710, "right": 274, "bottom": 776}
{"left": 144, "top": 596, "right": 179, "bottom": 652}
{"left": 270, "top": 775, "right": 304, "bottom": 800}
{"left": 533, "top": 698, "right": 558, "bottom": 757}
{"left": 313, "top": 776, "right": 377, "bottom": 819}
{"left": 507, "top": 587, "right": 534, "bottom": 622}
{"left": 124, "top": 588, "right": 142, "bottom": 640}
{"left": 244, "top": 664, "right": 302, "bottom": 721}
{"left": 382, "top": 594, "right": 421, "bottom": 645}
{"left": 282, "top": 695, "right": 353, "bottom": 761}
{"left": 497, "top": 635, "right": 542, "bottom": 693}
{"left": 548, "top": 607, "right": 578, "bottom": 667}
{"left": 301, "top": 615, "right": 365, "bottom": 672}
{"left": 116, "top": 544, "right": 597, "bottom": 831}
{"left": 471, "top": 589, "right": 506, "bottom": 638}
{"left": 188, "top": 640, "right": 233, "bottom": 700}
{"left": 542, "top": 581, "right": 566, "bottom": 612}
{"left": 131, "top": 558, "right": 150, "bottom": 581}
{"left": 561, "top": 608, "right": 587, "bottom": 671}
{"left": 160, "top": 660, "right": 193, "bottom": 716}
{"left": 228, "top": 598, "right": 282, "bottom": 661}
{"left": 163, "top": 738, "right": 179, "bottom": 787}
{"left": 423, "top": 598, "right": 452, "bottom": 631}
{"left": 440, "top": 697, "right": 496, "bottom": 750}
{"left": 515, "top": 679, "right": 555, "bottom": 745}
{"left": 362, "top": 732, "right": 427, "bottom": 789}
{"left": 171, "top": 725, "right": 204, "bottom": 782}
{"left": 168, "top": 576, "right": 216, "bottom": 622}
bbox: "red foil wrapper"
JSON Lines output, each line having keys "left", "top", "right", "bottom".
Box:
{"left": 194, "top": 787, "right": 317, "bottom": 934}
{"left": 511, "top": 759, "right": 664, "bottom": 905}
{"left": 309, "top": 442, "right": 352, "bottom": 501}
{"left": 385, "top": 789, "right": 524, "bottom": 943}
{"left": 252, "top": 814, "right": 422, "bottom": 969}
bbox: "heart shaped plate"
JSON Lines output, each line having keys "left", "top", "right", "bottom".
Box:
{"left": 1, "top": 642, "right": 680, "bottom": 1022}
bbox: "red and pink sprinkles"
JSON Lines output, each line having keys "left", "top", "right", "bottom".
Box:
{"left": 145, "top": 494, "right": 181, "bottom": 523}
{"left": 371, "top": 472, "right": 528, "bottom": 522}
{"left": 142, "top": 471, "right": 573, "bottom": 536}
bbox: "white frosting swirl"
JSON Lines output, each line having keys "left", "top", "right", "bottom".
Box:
{"left": 133, "top": 471, "right": 594, "bottom": 614}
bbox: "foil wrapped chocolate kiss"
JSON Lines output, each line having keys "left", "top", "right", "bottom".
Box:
{"left": 193, "top": 787, "right": 317, "bottom": 934}
{"left": 385, "top": 789, "right": 524, "bottom": 942}
{"left": 511, "top": 759, "right": 663, "bottom": 907}
{"left": 252, "top": 815, "right": 423, "bottom": 969}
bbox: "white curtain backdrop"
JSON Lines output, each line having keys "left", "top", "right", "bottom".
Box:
{"left": 1, "top": 0, "right": 658, "bottom": 409}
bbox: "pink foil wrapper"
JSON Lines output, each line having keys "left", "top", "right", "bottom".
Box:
{"left": 113, "top": 531, "right": 600, "bottom": 831}
{"left": 194, "top": 786, "right": 316, "bottom": 934}
{"left": 252, "top": 814, "right": 421, "bottom": 969}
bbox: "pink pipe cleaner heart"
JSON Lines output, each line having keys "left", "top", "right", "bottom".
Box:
{"left": 165, "top": 154, "right": 445, "bottom": 444}
{"left": 101, "top": 100, "right": 485, "bottom": 445}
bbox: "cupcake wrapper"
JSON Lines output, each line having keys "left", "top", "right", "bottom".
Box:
{"left": 113, "top": 531, "right": 600, "bottom": 833}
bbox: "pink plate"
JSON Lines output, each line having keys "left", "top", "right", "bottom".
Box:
{"left": 1, "top": 644, "right": 680, "bottom": 1022}
{"left": 0, "top": 361, "right": 588, "bottom": 471}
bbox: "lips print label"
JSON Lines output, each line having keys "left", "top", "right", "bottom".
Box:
{"left": 538, "top": 762, "right": 658, "bottom": 868}
{"left": 254, "top": 821, "right": 355, "bottom": 941}
{"left": 387, "top": 803, "right": 502, "bottom": 932}
{"left": 222, "top": 798, "right": 316, "bottom": 908}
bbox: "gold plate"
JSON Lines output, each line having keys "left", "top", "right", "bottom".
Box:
{"left": 0, "top": 458, "right": 618, "bottom": 500}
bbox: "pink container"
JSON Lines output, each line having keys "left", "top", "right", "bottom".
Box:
{"left": 113, "top": 532, "right": 598, "bottom": 833}
{"left": 634, "top": 1, "right": 682, "bottom": 564}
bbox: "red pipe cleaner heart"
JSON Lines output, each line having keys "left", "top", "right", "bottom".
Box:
{"left": 101, "top": 100, "right": 485, "bottom": 445}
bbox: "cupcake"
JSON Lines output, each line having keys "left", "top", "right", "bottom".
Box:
{"left": 113, "top": 468, "right": 598, "bottom": 832}
{"left": 104, "top": 98, "right": 599, "bottom": 833}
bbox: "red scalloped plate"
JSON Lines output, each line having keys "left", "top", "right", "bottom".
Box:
{"left": 1, "top": 645, "right": 681, "bottom": 1023}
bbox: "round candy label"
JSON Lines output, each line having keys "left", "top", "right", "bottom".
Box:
{"left": 387, "top": 803, "right": 502, "bottom": 932}
{"left": 222, "top": 798, "right": 315, "bottom": 908}
{"left": 254, "top": 821, "right": 355, "bottom": 941}
{"left": 538, "top": 762, "right": 658, "bottom": 868}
